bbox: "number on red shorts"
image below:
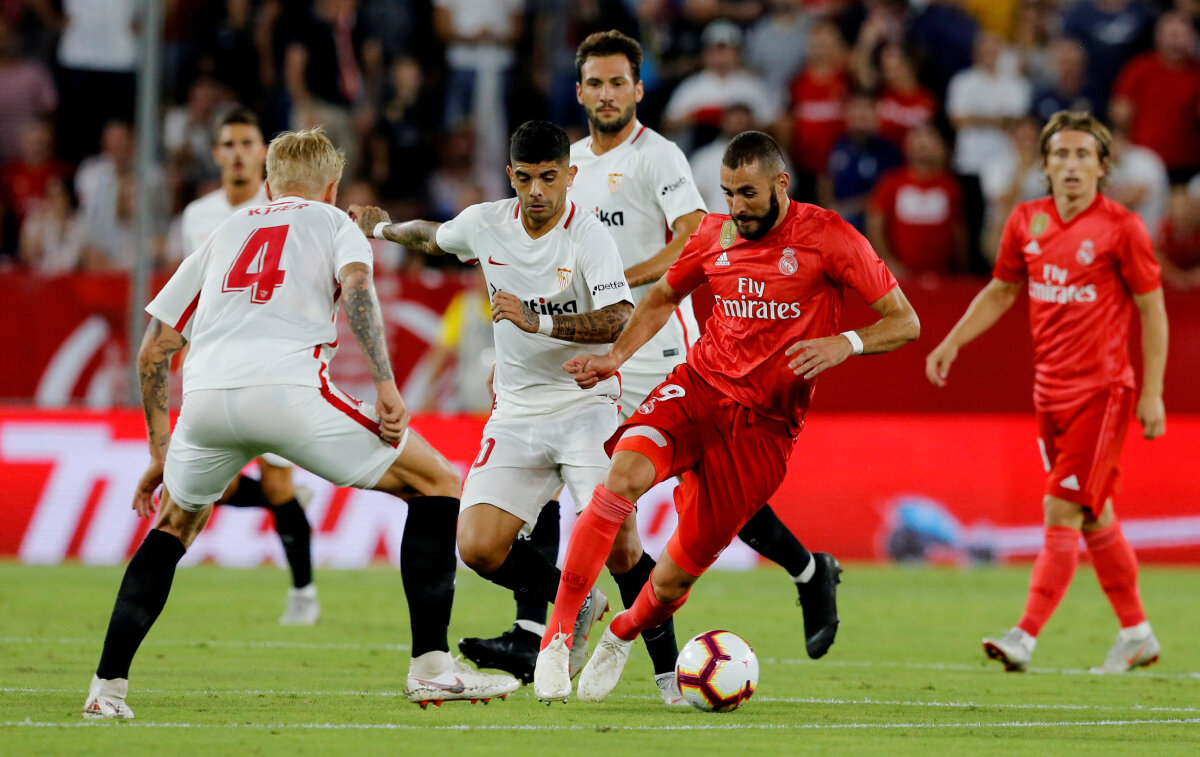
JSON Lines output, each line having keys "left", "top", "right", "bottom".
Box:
{"left": 473, "top": 438, "right": 496, "bottom": 468}
{"left": 223, "top": 225, "right": 289, "bottom": 303}
{"left": 655, "top": 384, "right": 686, "bottom": 401}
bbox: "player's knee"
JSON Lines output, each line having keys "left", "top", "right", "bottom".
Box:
{"left": 456, "top": 527, "right": 506, "bottom": 574}
{"left": 1042, "top": 495, "right": 1086, "bottom": 528}
{"left": 603, "top": 455, "right": 656, "bottom": 502}
{"left": 154, "top": 496, "right": 212, "bottom": 549}
{"left": 424, "top": 460, "right": 462, "bottom": 499}
{"left": 606, "top": 519, "right": 643, "bottom": 573}
{"left": 650, "top": 574, "right": 691, "bottom": 604}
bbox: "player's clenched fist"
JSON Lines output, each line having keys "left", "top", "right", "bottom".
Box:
{"left": 374, "top": 381, "right": 410, "bottom": 445}
{"left": 491, "top": 290, "right": 540, "bottom": 332}
{"left": 348, "top": 204, "right": 390, "bottom": 238}
{"left": 563, "top": 353, "right": 619, "bottom": 389}
{"left": 785, "top": 335, "right": 853, "bottom": 379}
{"left": 925, "top": 342, "right": 958, "bottom": 387}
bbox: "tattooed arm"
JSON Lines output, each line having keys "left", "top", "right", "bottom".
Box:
{"left": 132, "top": 318, "right": 187, "bottom": 517}
{"left": 347, "top": 204, "right": 445, "bottom": 256}
{"left": 490, "top": 291, "right": 633, "bottom": 344}
{"left": 338, "top": 262, "right": 409, "bottom": 444}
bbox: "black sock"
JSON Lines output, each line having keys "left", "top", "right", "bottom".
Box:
{"left": 612, "top": 551, "right": 679, "bottom": 676}
{"left": 96, "top": 529, "right": 187, "bottom": 680}
{"left": 480, "top": 537, "right": 561, "bottom": 605}
{"left": 271, "top": 499, "right": 312, "bottom": 589}
{"left": 515, "top": 499, "right": 560, "bottom": 625}
{"left": 223, "top": 474, "right": 267, "bottom": 508}
{"left": 738, "top": 504, "right": 813, "bottom": 578}
{"left": 402, "top": 496, "right": 460, "bottom": 657}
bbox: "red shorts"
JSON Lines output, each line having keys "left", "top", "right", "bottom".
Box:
{"left": 1036, "top": 386, "right": 1135, "bottom": 513}
{"left": 607, "top": 363, "right": 796, "bottom": 576}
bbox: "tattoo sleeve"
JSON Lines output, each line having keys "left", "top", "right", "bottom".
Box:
{"left": 549, "top": 301, "right": 633, "bottom": 344}
{"left": 382, "top": 220, "right": 445, "bottom": 255}
{"left": 137, "top": 318, "right": 186, "bottom": 461}
{"left": 339, "top": 263, "right": 395, "bottom": 383}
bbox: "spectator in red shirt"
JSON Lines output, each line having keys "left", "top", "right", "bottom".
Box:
{"left": 875, "top": 44, "right": 937, "bottom": 150}
{"left": 1110, "top": 12, "right": 1200, "bottom": 183}
{"left": 0, "top": 16, "right": 58, "bottom": 165}
{"left": 1157, "top": 187, "right": 1200, "bottom": 289}
{"left": 1, "top": 121, "right": 72, "bottom": 223}
{"left": 867, "top": 124, "right": 968, "bottom": 277}
{"left": 784, "top": 20, "right": 851, "bottom": 190}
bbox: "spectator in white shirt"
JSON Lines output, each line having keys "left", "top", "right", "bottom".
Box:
{"left": 946, "top": 32, "right": 1030, "bottom": 177}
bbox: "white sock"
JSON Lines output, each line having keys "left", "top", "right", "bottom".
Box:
{"left": 515, "top": 619, "right": 546, "bottom": 637}
{"left": 408, "top": 649, "right": 451, "bottom": 677}
{"left": 791, "top": 554, "right": 816, "bottom": 584}
{"left": 1118, "top": 621, "right": 1152, "bottom": 643}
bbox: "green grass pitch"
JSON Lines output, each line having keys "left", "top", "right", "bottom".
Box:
{"left": 2, "top": 560, "right": 1198, "bottom": 756}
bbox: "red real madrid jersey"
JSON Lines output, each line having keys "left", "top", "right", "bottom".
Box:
{"left": 993, "top": 194, "right": 1162, "bottom": 412}
{"left": 665, "top": 200, "right": 897, "bottom": 433}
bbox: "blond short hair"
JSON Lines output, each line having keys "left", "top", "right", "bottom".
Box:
{"left": 266, "top": 127, "right": 345, "bottom": 196}
{"left": 1039, "top": 110, "right": 1112, "bottom": 191}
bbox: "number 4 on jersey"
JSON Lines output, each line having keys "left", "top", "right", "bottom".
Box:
{"left": 224, "top": 225, "right": 289, "bottom": 303}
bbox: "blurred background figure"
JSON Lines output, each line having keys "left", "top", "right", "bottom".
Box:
{"left": 1107, "top": 132, "right": 1170, "bottom": 237}
{"left": 688, "top": 104, "right": 756, "bottom": 213}
{"left": 818, "top": 91, "right": 902, "bottom": 232}
{"left": 1156, "top": 186, "right": 1200, "bottom": 289}
{"left": 784, "top": 19, "right": 852, "bottom": 202}
{"left": 946, "top": 32, "right": 1030, "bottom": 179}
{"left": 420, "top": 266, "right": 495, "bottom": 414}
{"left": 0, "top": 16, "right": 57, "bottom": 167}
{"left": 1030, "top": 39, "right": 1092, "bottom": 124}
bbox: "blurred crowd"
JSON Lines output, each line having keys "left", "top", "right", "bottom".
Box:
{"left": 1, "top": 0, "right": 1200, "bottom": 287}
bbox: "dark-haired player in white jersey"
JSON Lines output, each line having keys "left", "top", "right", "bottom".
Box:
{"left": 179, "top": 107, "right": 319, "bottom": 626}
{"left": 351, "top": 119, "right": 634, "bottom": 687}
{"left": 458, "top": 30, "right": 842, "bottom": 705}
{"left": 83, "top": 128, "right": 518, "bottom": 719}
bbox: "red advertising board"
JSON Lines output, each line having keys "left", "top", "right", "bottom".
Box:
{"left": 2, "top": 409, "right": 1196, "bottom": 567}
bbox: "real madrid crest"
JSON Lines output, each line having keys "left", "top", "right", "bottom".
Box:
{"left": 557, "top": 267, "right": 572, "bottom": 291}
{"left": 719, "top": 220, "right": 737, "bottom": 249}
{"left": 607, "top": 173, "right": 623, "bottom": 193}
{"left": 779, "top": 247, "right": 798, "bottom": 275}
{"left": 1075, "top": 239, "right": 1095, "bottom": 266}
{"left": 1030, "top": 212, "right": 1049, "bottom": 237}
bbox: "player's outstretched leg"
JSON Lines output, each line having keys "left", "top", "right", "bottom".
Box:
{"left": 370, "top": 431, "right": 520, "bottom": 705}
{"left": 458, "top": 499, "right": 560, "bottom": 683}
{"left": 609, "top": 548, "right": 684, "bottom": 705}
{"left": 84, "top": 494, "right": 210, "bottom": 719}
{"left": 737, "top": 505, "right": 842, "bottom": 658}
{"left": 579, "top": 553, "right": 694, "bottom": 702}
{"left": 1083, "top": 518, "right": 1159, "bottom": 673}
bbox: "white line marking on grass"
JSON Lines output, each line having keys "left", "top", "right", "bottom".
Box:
{"left": 0, "top": 637, "right": 410, "bottom": 652}
{"left": 768, "top": 657, "right": 1200, "bottom": 680}
{"left": 4, "top": 718, "right": 1200, "bottom": 731}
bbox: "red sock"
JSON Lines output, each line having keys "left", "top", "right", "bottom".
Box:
{"left": 610, "top": 581, "right": 689, "bottom": 641}
{"left": 1017, "top": 526, "right": 1080, "bottom": 637}
{"left": 540, "top": 485, "right": 634, "bottom": 650}
{"left": 1084, "top": 521, "right": 1146, "bottom": 628}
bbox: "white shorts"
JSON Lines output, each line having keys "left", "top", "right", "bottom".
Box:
{"left": 616, "top": 365, "right": 678, "bottom": 421}
{"left": 165, "top": 384, "right": 404, "bottom": 511}
{"left": 461, "top": 400, "right": 618, "bottom": 533}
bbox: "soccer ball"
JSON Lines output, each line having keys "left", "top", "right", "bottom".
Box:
{"left": 674, "top": 630, "right": 759, "bottom": 712}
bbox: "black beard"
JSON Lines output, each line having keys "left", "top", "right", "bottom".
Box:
{"left": 735, "top": 191, "right": 781, "bottom": 241}
{"left": 588, "top": 102, "right": 635, "bottom": 135}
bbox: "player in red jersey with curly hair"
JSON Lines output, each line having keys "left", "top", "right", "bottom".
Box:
{"left": 531, "top": 130, "right": 921, "bottom": 703}
{"left": 926, "top": 111, "right": 1169, "bottom": 674}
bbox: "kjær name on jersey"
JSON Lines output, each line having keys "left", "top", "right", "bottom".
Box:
{"left": 247, "top": 203, "right": 308, "bottom": 216}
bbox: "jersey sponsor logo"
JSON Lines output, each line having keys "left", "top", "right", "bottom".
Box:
{"left": 487, "top": 255, "right": 509, "bottom": 266}
{"left": 660, "top": 175, "right": 689, "bottom": 196}
{"left": 715, "top": 251, "right": 731, "bottom": 267}
{"left": 719, "top": 221, "right": 737, "bottom": 249}
{"left": 1076, "top": 239, "right": 1095, "bottom": 266}
{"left": 1030, "top": 212, "right": 1049, "bottom": 236}
{"left": 557, "top": 267, "right": 572, "bottom": 291}
{"left": 1024, "top": 239, "right": 1041, "bottom": 256}
{"left": 607, "top": 173, "right": 623, "bottom": 193}
{"left": 526, "top": 297, "right": 579, "bottom": 315}
{"left": 779, "top": 247, "right": 798, "bottom": 275}
{"left": 592, "top": 280, "right": 627, "bottom": 296}
{"left": 593, "top": 207, "right": 625, "bottom": 227}
{"left": 713, "top": 277, "right": 804, "bottom": 320}
{"left": 1029, "top": 263, "right": 1097, "bottom": 304}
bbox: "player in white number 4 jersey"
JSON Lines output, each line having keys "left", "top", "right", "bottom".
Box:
{"left": 459, "top": 32, "right": 843, "bottom": 705}
{"left": 350, "top": 120, "right": 634, "bottom": 689}
{"left": 178, "top": 107, "right": 318, "bottom": 625}
{"left": 82, "top": 128, "right": 517, "bottom": 720}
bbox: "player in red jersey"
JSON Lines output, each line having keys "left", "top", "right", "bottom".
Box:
{"left": 926, "top": 111, "right": 1169, "bottom": 674}
{"left": 530, "top": 131, "right": 920, "bottom": 703}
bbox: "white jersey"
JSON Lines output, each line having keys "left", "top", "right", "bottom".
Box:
{"left": 180, "top": 184, "right": 270, "bottom": 255}
{"left": 147, "top": 196, "right": 373, "bottom": 394}
{"left": 569, "top": 122, "right": 706, "bottom": 375}
{"left": 435, "top": 198, "right": 632, "bottom": 416}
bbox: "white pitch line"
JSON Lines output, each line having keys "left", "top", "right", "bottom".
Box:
{"left": 4, "top": 688, "right": 1199, "bottom": 716}
{"left": 0, "top": 636, "right": 409, "bottom": 652}
{"left": 4, "top": 718, "right": 1200, "bottom": 731}
{"left": 768, "top": 657, "right": 1200, "bottom": 681}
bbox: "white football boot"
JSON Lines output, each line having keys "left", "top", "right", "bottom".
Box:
{"left": 577, "top": 626, "right": 634, "bottom": 702}
{"left": 1090, "top": 628, "right": 1161, "bottom": 674}
{"left": 982, "top": 627, "right": 1036, "bottom": 672}
{"left": 533, "top": 632, "right": 573, "bottom": 703}
{"left": 83, "top": 675, "right": 134, "bottom": 719}
{"left": 569, "top": 587, "right": 608, "bottom": 678}
{"left": 655, "top": 671, "right": 687, "bottom": 706}
{"left": 405, "top": 651, "right": 520, "bottom": 708}
{"left": 279, "top": 584, "right": 320, "bottom": 625}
